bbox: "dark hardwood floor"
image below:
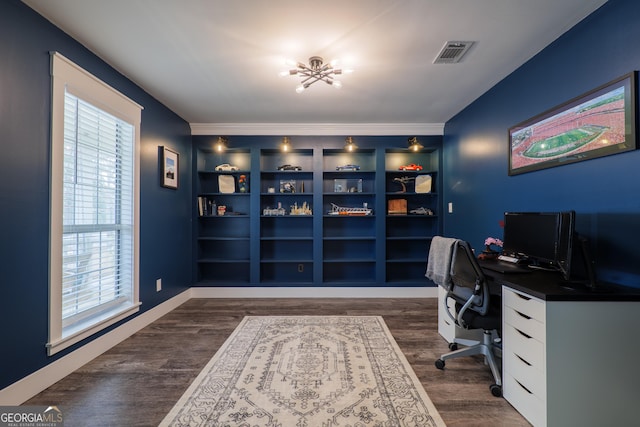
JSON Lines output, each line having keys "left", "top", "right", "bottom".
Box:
{"left": 26, "top": 298, "right": 530, "bottom": 426}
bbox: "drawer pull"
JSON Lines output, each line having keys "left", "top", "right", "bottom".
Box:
{"left": 515, "top": 328, "right": 532, "bottom": 339}
{"left": 516, "top": 293, "right": 532, "bottom": 301}
{"left": 515, "top": 379, "right": 533, "bottom": 394}
{"left": 516, "top": 354, "right": 532, "bottom": 366}
{"left": 515, "top": 310, "right": 531, "bottom": 320}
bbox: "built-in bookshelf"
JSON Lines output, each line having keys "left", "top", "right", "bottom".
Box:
{"left": 259, "top": 149, "right": 314, "bottom": 284}
{"left": 195, "top": 148, "right": 251, "bottom": 284}
{"left": 322, "top": 149, "right": 377, "bottom": 284}
{"left": 385, "top": 148, "right": 440, "bottom": 285}
{"left": 192, "top": 138, "right": 442, "bottom": 287}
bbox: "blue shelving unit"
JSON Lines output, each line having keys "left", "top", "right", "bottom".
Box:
{"left": 385, "top": 148, "right": 440, "bottom": 285}
{"left": 259, "top": 149, "right": 315, "bottom": 285}
{"left": 193, "top": 137, "right": 442, "bottom": 287}
{"left": 195, "top": 148, "right": 252, "bottom": 285}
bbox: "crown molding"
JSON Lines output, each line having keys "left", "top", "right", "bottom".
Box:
{"left": 190, "top": 122, "right": 444, "bottom": 136}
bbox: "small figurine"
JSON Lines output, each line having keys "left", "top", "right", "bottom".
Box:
{"left": 238, "top": 174, "right": 248, "bottom": 192}
{"left": 393, "top": 176, "right": 415, "bottom": 193}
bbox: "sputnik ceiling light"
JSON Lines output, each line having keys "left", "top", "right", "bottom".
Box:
{"left": 408, "top": 137, "right": 423, "bottom": 152}
{"left": 280, "top": 56, "right": 351, "bottom": 93}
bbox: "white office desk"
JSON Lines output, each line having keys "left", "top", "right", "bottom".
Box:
{"left": 487, "top": 269, "right": 640, "bottom": 427}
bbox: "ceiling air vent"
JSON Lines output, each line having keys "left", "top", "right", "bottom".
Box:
{"left": 433, "top": 41, "right": 475, "bottom": 64}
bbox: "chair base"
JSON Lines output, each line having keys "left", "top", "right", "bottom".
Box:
{"left": 435, "top": 329, "right": 502, "bottom": 397}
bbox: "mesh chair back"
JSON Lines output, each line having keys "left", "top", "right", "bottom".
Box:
{"left": 449, "top": 240, "right": 490, "bottom": 316}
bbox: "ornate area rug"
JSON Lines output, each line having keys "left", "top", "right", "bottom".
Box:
{"left": 160, "top": 316, "right": 446, "bottom": 426}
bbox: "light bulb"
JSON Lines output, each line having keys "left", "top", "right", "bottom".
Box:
{"left": 332, "top": 80, "right": 342, "bottom": 89}
{"left": 215, "top": 136, "right": 227, "bottom": 152}
{"left": 295, "top": 84, "right": 306, "bottom": 93}
{"left": 281, "top": 137, "right": 291, "bottom": 152}
{"left": 344, "top": 137, "right": 357, "bottom": 152}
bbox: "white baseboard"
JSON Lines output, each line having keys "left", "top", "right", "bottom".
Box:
{"left": 190, "top": 287, "right": 438, "bottom": 299}
{"left": 0, "top": 289, "right": 192, "bottom": 405}
{"left": 1, "top": 286, "right": 436, "bottom": 404}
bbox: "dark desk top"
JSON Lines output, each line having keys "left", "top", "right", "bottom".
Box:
{"left": 480, "top": 262, "right": 640, "bottom": 302}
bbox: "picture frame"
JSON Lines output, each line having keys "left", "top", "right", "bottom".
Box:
{"left": 333, "top": 178, "right": 362, "bottom": 193}
{"left": 415, "top": 174, "right": 432, "bottom": 193}
{"left": 508, "top": 71, "right": 637, "bottom": 175}
{"left": 161, "top": 146, "right": 179, "bottom": 189}
{"left": 218, "top": 175, "right": 235, "bottom": 193}
{"left": 280, "top": 179, "right": 296, "bottom": 193}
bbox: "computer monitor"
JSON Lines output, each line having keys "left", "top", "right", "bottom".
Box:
{"left": 502, "top": 211, "right": 576, "bottom": 280}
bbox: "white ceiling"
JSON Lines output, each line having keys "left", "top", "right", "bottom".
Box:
{"left": 23, "top": 0, "right": 608, "bottom": 135}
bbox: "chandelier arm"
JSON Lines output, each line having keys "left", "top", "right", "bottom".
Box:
{"left": 299, "top": 74, "right": 320, "bottom": 85}
{"left": 303, "top": 73, "right": 334, "bottom": 87}
{"left": 300, "top": 68, "right": 335, "bottom": 83}
{"left": 300, "top": 75, "right": 324, "bottom": 86}
{"left": 314, "top": 70, "right": 337, "bottom": 84}
{"left": 317, "top": 69, "right": 335, "bottom": 79}
{"left": 297, "top": 65, "right": 313, "bottom": 74}
{"left": 297, "top": 70, "right": 314, "bottom": 78}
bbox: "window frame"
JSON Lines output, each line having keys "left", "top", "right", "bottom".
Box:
{"left": 48, "top": 52, "right": 142, "bottom": 356}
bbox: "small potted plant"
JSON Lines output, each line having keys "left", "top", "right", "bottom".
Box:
{"left": 479, "top": 237, "right": 503, "bottom": 259}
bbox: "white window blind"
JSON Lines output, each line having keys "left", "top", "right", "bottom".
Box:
{"left": 61, "top": 93, "right": 134, "bottom": 327}
{"left": 48, "top": 52, "right": 142, "bottom": 355}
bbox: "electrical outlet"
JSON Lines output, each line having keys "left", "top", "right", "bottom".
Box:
{"left": 156, "top": 278, "right": 162, "bottom": 292}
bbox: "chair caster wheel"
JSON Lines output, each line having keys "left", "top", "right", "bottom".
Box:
{"left": 490, "top": 384, "right": 502, "bottom": 397}
{"left": 448, "top": 342, "right": 458, "bottom": 351}
{"left": 435, "top": 359, "right": 445, "bottom": 370}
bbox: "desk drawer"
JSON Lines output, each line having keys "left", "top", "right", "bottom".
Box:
{"left": 504, "top": 323, "right": 544, "bottom": 369}
{"left": 504, "top": 348, "right": 545, "bottom": 399}
{"left": 504, "top": 373, "right": 546, "bottom": 427}
{"left": 438, "top": 287, "right": 455, "bottom": 342}
{"left": 504, "top": 305, "right": 545, "bottom": 343}
{"left": 503, "top": 287, "right": 545, "bottom": 321}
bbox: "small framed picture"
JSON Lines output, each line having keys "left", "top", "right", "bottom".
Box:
{"left": 280, "top": 179, "right": 296, "bottom": 193}
{"left": 162, "top": 146, "right": 179, "bottom": 189}
{"left": 334, "top": 178, "right": 362, "bottom": 193}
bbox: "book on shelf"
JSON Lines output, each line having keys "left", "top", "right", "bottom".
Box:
{"left": 197, "top": 196, "right": 216, "bottom": 216}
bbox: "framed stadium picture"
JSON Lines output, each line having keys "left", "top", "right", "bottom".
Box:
{"left": 508, "top": 71, "right": 637, "bottom": 175}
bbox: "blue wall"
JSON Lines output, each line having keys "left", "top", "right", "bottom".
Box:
{"left": 443, "top": 0, "right": 640, "bottom": 288}
{"left": 0, "top": 1, "right": 193, "bottom": 389}
{"left": 4, "top": 0, "right": 638, "bottom": 394}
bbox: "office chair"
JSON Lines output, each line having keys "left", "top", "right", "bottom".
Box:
{"left": 434, "top": 239, "right": 503, "bottom": 397}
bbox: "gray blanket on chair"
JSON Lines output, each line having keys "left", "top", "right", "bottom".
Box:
{"left": 425, "top": 236, "right": 458, "bottom": 288}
